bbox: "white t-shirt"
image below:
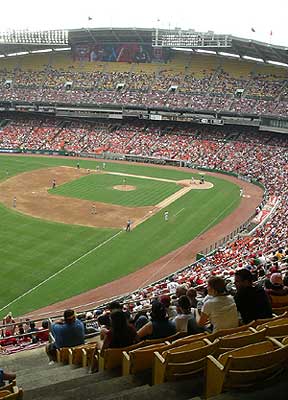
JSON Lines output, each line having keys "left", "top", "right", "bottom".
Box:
{"left": 201, "top": 295, "right": 239, "bottom": 332}
{"left": 173, "top": 310, "right": 196, "bottom": 332}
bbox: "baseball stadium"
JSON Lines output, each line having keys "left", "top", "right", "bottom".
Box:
{"left": 0, "top": 23, "right": 287, "bottom": 400}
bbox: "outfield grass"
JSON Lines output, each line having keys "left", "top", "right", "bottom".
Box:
{"left": 0, "top": 155, "right": 241, "bottom": 316}
{"left": 50, "top": 173, "right": 181, "bottom": 206}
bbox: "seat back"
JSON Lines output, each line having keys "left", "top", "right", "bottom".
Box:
{"left": 221, "top": 342, "right": 288, "bottom": 388}
{"left": 154, "top": 340, "right": 218, "bottom": 384}
{"left": 264, "top": 323, "right": 288, "bottom": 338}
{"left": 99, "top": 341, "right": 146, "bottom": 370}
{"left": 270, "top": 294, "right": 288, "bottom": 308}
{"left": 207, "top": 323, "right": 253, "bottom": 342}
{"left": 205, "top": 340, "right": 287, "bottom": 399}
{"left": 217, "top": 329, "right": 267, "bottom": 354}
{"left": 69, "top": 342, "right": 97, "bottom": 366}
{"left": 123, "top": 342, "right": 169, "bottom": 375}
{"left": 56, "top": 347, "right": 70, "bottom": 364}
{"left": 256, "top": 317, "right": 288, "bottom": 330}
{"left": 171, "top": 332, "right": 208, "bottom": 345}
{"left": 272, "top": 306, "right": 288, "bottom": 316}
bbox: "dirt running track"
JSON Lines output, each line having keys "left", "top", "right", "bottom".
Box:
{"left": 0, "top": 156, "right": 263, "bottom": 318}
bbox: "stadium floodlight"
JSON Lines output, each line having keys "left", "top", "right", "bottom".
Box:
{"left": 267, "top": 60, "right": 288, "bottom": 68}
{"left": 218, "top": 51, "right": 240, "bottom": 58}
{"left": 153, "top": 29, "right": 232, "bottom": 48}
{"left": 243, "top": 55, "right": 264, "bottom": 62}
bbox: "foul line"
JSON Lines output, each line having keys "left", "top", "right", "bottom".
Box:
{"left": 0, "top": 230, "right": 122, "bottom": 313}
{"left": 137, "top": 197, "right": 239, "bottom": 289}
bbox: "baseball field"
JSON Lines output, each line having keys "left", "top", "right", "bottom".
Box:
{"left": 0, "top": 155, "right": 242, "bottom": 317}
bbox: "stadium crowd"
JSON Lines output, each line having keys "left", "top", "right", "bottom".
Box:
{"left": 0, "top": 116, "right": 288, "bottom": 355}
{"left": 0, "top": 67, "right": 287, "bottom": 116}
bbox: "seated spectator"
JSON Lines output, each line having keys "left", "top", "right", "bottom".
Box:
{"left": 264, "top": 273, "right": 288, "bottom": 307}
{"left": 37, "top": 320, "right": 50, "bottom": 342}
{"left": 160, "top": 294, "right": 177, "bottom": 319}
{"left": 46, "top": 309, "right": 85, "bottom": 364}
{"left": 175, "top": 284, "right": 188, "bottom": 299}
{"left": 27, "top": 321, "right": 39, "bottom": 343}
{"left": 173, "top": 295, "right": 200, "bottom": 333}
{"left": 198, "top": 276, "right": 239, "bottom": 332}
{"left": 137, "top": 300, "right": 176, "bottom": 340}
{"left": 0, "top": 369, "right": 16, "bottom": 387}
{"left": 133, "top": 311, "right": 150, "bottom": 330}
{"left": 84, "top": 312, "right": 99, "bottom": 335}
{"left": 234, "top": 269, "right": 273, "bottom": 324}
{"left": 186, "top": 287, "right": 198, "bottom": 308}
{"left": 16, "top": 323, "right": 26, "bottom": 341}
{"left": 97, "top": 313, "right": 111, "bottom": 340}
{"left": 101, "top": 310, "right": 137, "bottom": 354}
{"left": 2, "top": 312, "right": 15, "bottom": 336}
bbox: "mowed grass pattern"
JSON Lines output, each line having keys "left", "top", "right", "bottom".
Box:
{"left": 50, "top": 174, "right": 181, "bottom": 206}
{"left": 0, "top": 155, "right": 241, "bottom": 316}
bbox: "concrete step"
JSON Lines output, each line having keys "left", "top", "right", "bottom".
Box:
{"left": 18, "top": 364, "right": 91, "bottom": 391}
{"left": 1, "top": 347, "right": 47, "bottom": 371}
{"left": 95, "top": 379, "right": 199, "bottom": 400}
{"left": 25, "top": 374, "right": 144, "bottom": 400}
{"left": 24, "top": 369, "right": 120, "bottom": 399}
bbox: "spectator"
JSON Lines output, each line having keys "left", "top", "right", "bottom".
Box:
{"left": 198, "top": 276, "right": 239, "bottom": 332}
{"left": 37, "top": 320, "right": 50, "bottom": 342}
{"left": 137, "top": 300, "right": 176, "bottom": 340}
{"left": 101, "top": 310, "right": 137, "bottom": 354}
{"left": 264, "top": 273, "right": 288, "bottom": 307}
{"left": 84, "top": 312, "right": 99, "bottom": 335}
{"left": 173, "top": 295, "right": 200, "bottom": 333}
{"left": 27, "top": 321, "right": 39, "bottom": 343}
{"left": 234, "top": 269, "right": 273, "bottom": 324}
{"left": 186, "top": 287, "right": 198, "bottom": 308}
{"left": 160, "top": 294, "right": 177, "bottom": 319}
{"left": 46, "top": 309, "right": 85, "bottom": 364}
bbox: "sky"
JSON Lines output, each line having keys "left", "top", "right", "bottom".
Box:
{"left": 1, "top": 0, "right": 287, "bottom": 47}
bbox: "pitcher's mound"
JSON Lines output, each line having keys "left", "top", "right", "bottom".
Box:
{"left": 113, "top": 185, "right": 136, "bottom": 191}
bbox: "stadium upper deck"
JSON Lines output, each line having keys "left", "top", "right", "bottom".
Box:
{"left": 0, "top": 27, "right": 287, "bottom": 130}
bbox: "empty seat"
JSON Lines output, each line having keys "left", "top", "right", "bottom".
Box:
{"left": 153, "top": 339, "right": 218, "bottom": 385}
{"left": 205, "top": 339, "right": 288, "bottom": 398}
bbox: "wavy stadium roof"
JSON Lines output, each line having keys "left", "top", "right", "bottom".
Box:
{"left": 0, "top": 27, "right": 287, "bottom": 67}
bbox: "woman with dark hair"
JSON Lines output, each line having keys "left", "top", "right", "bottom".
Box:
{"left": 137, "top": 300, "right": 176, "bottom": 340}
{"left": 101, "top": 310, "right": 137, "bottom": 353}
{"left": 198, "top": 276, "right": 239, "bottom": 332}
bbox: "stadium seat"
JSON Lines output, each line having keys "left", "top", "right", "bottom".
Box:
{"left": 122, "top": 333, "right": 209, "bottom": 376}
{"left": 205, "top": 338, "right": 288, "bottom": 398}
{"left": 68, "top": 341, "right": 98, "bottom": 367}
{"left": 215, "top": 328, "right": 267, "bottom": 355}
{"left": 153, "top": 338, "right": 218, "bottom": 385}
{"left": 270, "top": 295, "right": 288, "bottom": 308}
{"left": 0, "top": 386, "right": 23, "bottom": 400}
